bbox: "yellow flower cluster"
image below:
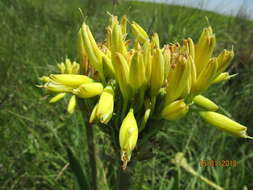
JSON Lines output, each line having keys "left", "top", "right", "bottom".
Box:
{"left": 38, "top": 14, "right": 252, "bottom": 169}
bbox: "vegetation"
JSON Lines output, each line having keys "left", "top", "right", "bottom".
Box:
{"left": 1, "top": 0, "right": 253, "bottom": 189}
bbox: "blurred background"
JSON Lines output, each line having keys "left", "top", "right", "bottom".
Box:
{"left": 0, "top": 0, "right": 253, "bottom": 189}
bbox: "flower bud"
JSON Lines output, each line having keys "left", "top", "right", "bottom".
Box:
{"left": 96, "top": 86, "right": 114, "bottom": 124}
{"left": 150, "top": 49, "right": 164, "bottom": 96}
{"left": 151, "top": 33, "right": 160, "bottom": 48}
{"left": 89, "top": 103, "right": 98, "bottom": 123}
{"left": 199, "top": 111, "right": 252, "bottom": 138}
{"left": 102, "top": 56, "right": 115, "bottom": 78}
{"left": 161, "top": 99, "right": 189, "bottom": 120}
{"left": 67, "top": 95, "right": 76, "bottom": 114}
{"left": 57, "top": 62, "right": 66, "bottom": 74}
{"left": 65, "top": 58, "right": 73, "bottom": 74}
{"left": 192, "top": 58, "right": 217, "bottom": 95}
{"left": 120, "top": 15, "right": 128, "bottom": 35}
{"left": 115, "top": 53, "right": 130, "bottom": 100}
{"left": 57, "top": 59, "right": 80, "bottom": 74}
{"left": 130, "top": 21, "right": 149, "bottom": 43}
{"left": 216, "top": 49, "right": 234, "bottom": 74}
{"left": 129, "top": 51, "right": 146, "bottom": 91}
{"left": 119, "top": 109, "right": 138, "bottom": 170}
{"left": 111, "top": 22, "right": 127, "bottom": 57}
{"left": 163, "top": 46, "right": 171, "bottom": 81}
{"left": 49, "top": 93, "right": 66, "bottom": 103}
{"left": 49, "top": 74, "right": 93, "bottom": 87}
{"left": 195, "top": 27, "right": 216, "bottom": 75}
{"left": 81, "top": 23, "right": 99, "bottom": 67}
{"left": 143, "top": 41, "right": 152, "bottom": 84}
{"left": 193, "top": 95, "right": 219, "bottom": 111}
{"left": 77, "top": 28, "right": 88, "bottom": 74}
{"left": 212, "top": 72, "right": 237, "bottom": 84}
{"left": 183, "top": 38, "right": 195, "bottom": 60}
{"left": 39, "top": 76, "right": 50, "bottom": 83}
{"left": 165, "top": 53, "right": 190, "bottom": 103}
{"left": 43, "top": 82, "right": 74, "bottom": 93}
{"left": 72, "top": 82, "right": 103, "bottom": 98}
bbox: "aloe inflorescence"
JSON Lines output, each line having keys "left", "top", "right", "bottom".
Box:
{"left": 38, "top": 14, "right": 252, "bottom": 169}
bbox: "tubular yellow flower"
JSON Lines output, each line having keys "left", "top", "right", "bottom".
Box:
{"left": 57, "top": 59, "right": 80, "bottom": 74}
{"left": 151, "top": 33, "right": 160, "bottom": 48}
{"left": 39, "top": 76, "right": 50, "bottom": 83}
{"left": 150, "top": 48, "right": 165, "bottom": 96}
{"left": 216, "top": 49, "right": 234, "bottom": 74}
{"left": 130, "top": 21, "right": 149, "bottom": 43}
{"left": 119, "top": 109, "right": 138, "bottom": 170}
{"left": 72, "top": 82, "right": 103, "bottom": 98}
{"left": 199, "top": 111, "right": 252, "bottom": 138}
{"left": 192, "top": 58, "right": 218, "bottom": 95}
{"left": 102, "top": 56, "right": 115, "bottom": 78}
{"left": 120, "top": 15, "right": 128, "bottom": 35}
{"left": 161, "top": 99, "right": 189, "bottom": 120}
{"left": 43, "top": 82, "right": 74, "bottom": 93}
{"left": 81, "top": 23, "right": 99, "bottom": 66}
{"left": 49, "top": 93, "right": 66, "bottom": 103}
{"left": 77, "top": 28, "right": 88, "bottom": 74}
{"left": 96, "top": 86, "right": 114, "bottom": 124}
{"left": 57, "top": 62, "right": 66, "bottom": 74}
{"left": 65, "top": 58, "right": 73, "bottom": 74}
{"left": 111, "top": 21, "right": 127, "bottom": 57}
{"left": 212, "top": 72, "right": 237, "bottom": 84}
{"left": 195, "top": 27, "right": 216, "bottom": 75}
{"left": 67, "top": 95, "right": 76, "bottom": 114}
{"left": 80, "top": 23, "right": 105, "bottom": 82}
{"left": 115, "top": 52, "right": 130, "bottom": 100}
{"left": 163, "top": 46, "right": 171, "bottom": 82}
{"left": 165, "top": 53, "right": 190, "bottom": 103}
{"left": 49, "top": 74, "right": 93, "bottom": 87}
{"left": 129, "top": 51, "right": 146, "bottom": 91}
{"left": 193, "top": 95, "right": 219, "bottom": 111}
{"left": 89, "top": 103, "right": 98, "bottom": 123}
{"left": 183, "top": 38, "right": 195, "bottom": 60}
{"left": 143, "top": 41, "right": 152, "bottom": 84}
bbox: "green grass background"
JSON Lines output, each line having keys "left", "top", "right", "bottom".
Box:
{"left": 1, "top": 0, "right": 253, "bottom": 189}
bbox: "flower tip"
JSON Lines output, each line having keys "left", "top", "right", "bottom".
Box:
{"left": 246, "top": 135, "right": 253, "bottom": 140}
{"left": 36, "top": 84, "right": 43, "bottom": 88}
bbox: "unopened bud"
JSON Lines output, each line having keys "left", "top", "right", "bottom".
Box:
{"left": 49, "top": 93, "right": 66, "bottom": 103}
{"left": 199, "top": 111, "right": 252, "bottom": 138}
{"left": 150, "top": 49, "right": 164, "bottom": 96}
{"left": 72, "top": 82, "right": 103, "bottom": 98}
{"left": 129, "top": 51, "right": 146, "bottom": 91}
{"left": 43, "top": 82, "right": 74, "bottom": 93}
{"left": 161, "top": 100, "right": 189, "bottom": 120}
{"left": 212, "top": 72, "right": 237, "bottom": 84}
{"left": 119, "top": 109, "right": 138, "bottom": 170}
{"left": 195, "top": 27, "right": 216, "bottom": 75}
{"left": 67, "top": 95, "right": 76, "bottom": 114}
{"left": 49, "top": 74, "right": 93, "bottom": 87}
{"left": 130, "top": 21, "right": 149, "bottom": 43}
{"left": 193, "top": 95, "right": 219, "bottom": 111}
{"left": 192, "top": 58, "right": 217, "bottom": 95}
{"left": 96, "top": 86, "right": 114, "bottom": 124}
{"left": 216, "top": 49, "right": 234, "bottom": 74}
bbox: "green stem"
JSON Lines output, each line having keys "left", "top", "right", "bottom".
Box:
{"left": 117, "top": 168, "right": 131, "bottom": 190}
{"left": 79, "top": 99, "right": 98, "bottom": 190}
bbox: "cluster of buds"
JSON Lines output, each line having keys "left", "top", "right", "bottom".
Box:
{"left": 38, "top": 14, "right": 252, "bottom": 169}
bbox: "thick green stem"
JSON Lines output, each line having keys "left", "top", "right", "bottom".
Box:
{"left": 117, "top": 168, "right": 131, "bottom": 190}
{"left": 79, "top": 100, "right": 98, "bottom": 190}
{"left": 85, "top": 120, "right": 98, "bottom": 190}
